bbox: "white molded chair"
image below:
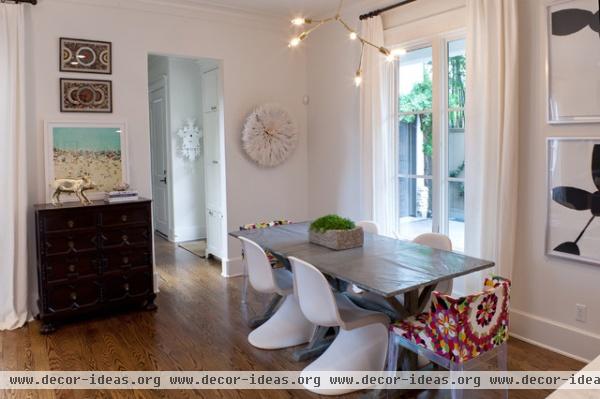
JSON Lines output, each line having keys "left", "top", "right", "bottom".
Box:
{"left": 413, "top": 233, "right": 453, "bottom": 297}
{"left": 289, "top": 256, "right": 389, "bottom": 396}
{"left": 239, "top": 237, "right": 314, "bottom": 349}
{"left": 356, "top": 220, "right": 380, "bottom": 235}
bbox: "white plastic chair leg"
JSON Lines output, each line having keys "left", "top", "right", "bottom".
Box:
{"left": 248, "top": 295, "right": 314, "bottom": 349}
{"left": 241, "top": 257, "right": 249, "bottom": 304}
{"left": 301, "top": 323, "right": 388, "bottom": 395}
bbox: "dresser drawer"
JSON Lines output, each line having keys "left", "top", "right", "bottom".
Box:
{"left": 45, "top": 280, "right": 101, "bottom": 313}
{"left": 46, "top": 254, "right": 99, "bottom": 282}
{"left": 42, "top": 210, "right": 96, "bottom": 233}
{"left": 45, "top": 232, "right": 97, "bottom": 256}
{"left": 101, "top": 227, "right": 149, "bottom": 249}
{"left": 102, "top": 270, "right": 153, "bottom": 302}
{"left": 103, "top": 250, "right": 151, "bottom": 273}
{"left": 101, "top": 205, "right": 149, "bottom": 227}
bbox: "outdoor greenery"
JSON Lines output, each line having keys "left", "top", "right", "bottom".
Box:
{"left": 399, "top": 54, "right": 466, "bottom": 159}
{"left": 310, "top": 215, "right": 356, "bottom": 233}
{"left": 399, "top": 53, "right": 466, "bottom": 216}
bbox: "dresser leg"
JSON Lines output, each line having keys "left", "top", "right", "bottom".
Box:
{"left": 145, "top": 294, "right": 158, "bottom": 311}
{"left": 40, "top": 322, "right": 56, "bottom": 334}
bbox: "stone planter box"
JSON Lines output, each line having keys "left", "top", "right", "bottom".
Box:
{"left": 309, "top": 227, "right": 364, "bottom": 250}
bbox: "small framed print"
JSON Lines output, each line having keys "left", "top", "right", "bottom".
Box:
{"left": 60, "top": 78, "right": 112, "bottom": 113}
{"left": 60, "top": 37, "right": 112, "bottom": 74}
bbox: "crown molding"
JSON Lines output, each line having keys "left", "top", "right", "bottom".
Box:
{"left": 48, "top": 0, "right": 289, "bottom": 33}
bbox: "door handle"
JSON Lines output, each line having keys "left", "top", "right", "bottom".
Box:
{"left": 159, "top": 177, "right": 167, "bottom": 184}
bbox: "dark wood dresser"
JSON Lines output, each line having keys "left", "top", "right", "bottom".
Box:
{"left": 34, "top": 199, "right": 156, "bottom": 334}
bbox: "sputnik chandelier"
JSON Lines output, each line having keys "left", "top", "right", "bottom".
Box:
{"left": 287, "top": 0, "right": 405, "bottom": 87}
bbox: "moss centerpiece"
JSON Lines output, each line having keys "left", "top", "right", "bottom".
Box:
{"left": 309, "top": 214, "right": 364, "bottom": 250}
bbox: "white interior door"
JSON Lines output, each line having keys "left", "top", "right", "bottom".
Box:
{"left": 149, "top": 81, "right": 170, "bottom": 236}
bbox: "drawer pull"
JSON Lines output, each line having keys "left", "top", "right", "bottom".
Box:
{"left": 68, "top": 264, "right": 76, "bottom": 273}
{"left": 70, "top": 292, "right": 77, "bottom": 301}
{"left": 123, "top": 283, "right": 130, "bottom": 292}
{"left": 122, "top": 256, "right": 129, "bottom": 265}
{"left": 67, "top": 240, "right": 75, "bottom": 249}
{"left": 67, "top": 220, "right": 75, "bottom": 228}
{"left": 122, "top": 235, "right": 129, "bottom": 244}
{"left": 121, "top": 214, "right": 128, "bottom": 222}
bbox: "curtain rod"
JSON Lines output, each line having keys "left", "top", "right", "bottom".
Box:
{"left": 0, "top": 0, "right": 37, "bottom": 4}
{"left": 359, "top": 0, "right": 417, "bottom": 20}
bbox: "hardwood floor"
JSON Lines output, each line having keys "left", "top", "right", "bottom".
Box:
{"left": 0, "top": 237, "right": 584, "bottom": 399}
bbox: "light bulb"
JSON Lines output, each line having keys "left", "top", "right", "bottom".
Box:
{"left": 291, "top": 17, "right": 306, "bottom": 26}
{"left": 288, "top": 37, "right": 301, "bottom": 47}
{"left": 386, "top": 54, "right": 394, "bottom": 62}
{"left": 391, "top": 48, "right": 407, "bottom": 56}
{"left": 288, "top": 32, "right": 308, "bottom": 48}
{"left": 349, "top": 32, "right": 358, "bottom": 40}
{"left": 354, "top": 71, "right": 362, "bottom": 87}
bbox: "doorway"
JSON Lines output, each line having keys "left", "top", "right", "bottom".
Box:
{"left": 147, "top": 54, "right": 225, "bottom": 260}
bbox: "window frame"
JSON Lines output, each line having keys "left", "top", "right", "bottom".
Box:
{"left": 392, "top": 29, "right": 466, "bottom": 250}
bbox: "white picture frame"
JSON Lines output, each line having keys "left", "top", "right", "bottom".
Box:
{"left": 44, "top": 121, "right": 129, "bottom": 202}
{"left": 546, "top": 137, "right": 600, "bottom": 265}
{"left": 546, "top": 0, "right": 600, "bottom": 124}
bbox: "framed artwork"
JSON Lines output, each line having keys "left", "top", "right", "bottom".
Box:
{"left": 60, "top": 78, "right": 112, "bottom": 113}
{"left": 546, "top": 138, "right": 600, "bottom": 265}
{"left": 60, "top": 37, "right": 112, "bottom": 74}
{"left": 546, "top": 0, "right": 600, "bottom": 124}
{"left": 44, "top": 122, "right": 129, "bottom": 202}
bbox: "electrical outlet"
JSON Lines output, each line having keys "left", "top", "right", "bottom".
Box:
{"left": 576, "top": 304, "right": 587, "bottom": 322}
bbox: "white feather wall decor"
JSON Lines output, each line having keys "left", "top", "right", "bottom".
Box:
{"left": 241, "top": 104, "right": 298, "bottom": 167}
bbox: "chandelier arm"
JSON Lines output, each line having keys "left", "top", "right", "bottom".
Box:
{"left": 336, "top": 0, "right": 345, "bottom": 16}
{"left": 357, "top": 42, "right": 365, "bottom": 71}
{"left": 337, "top": 18, "right": 356, "bottom": 34}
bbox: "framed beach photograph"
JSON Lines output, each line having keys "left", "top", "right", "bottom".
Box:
{"left": 546, "top": 0, "right": 600, "bottom": 124}
{"left": 44, "top": 122, "right": 129, "bottom": 202}
{"left": 546, "top": 138, "right": 600, "bottom": 265}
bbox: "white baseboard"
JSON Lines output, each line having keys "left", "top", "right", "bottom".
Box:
{"left": 510, "top": 308, "right": 600, "bottom": 363}
{"left": 153, "top": 271, "right": 160, "bottom": 293}
{"left": 172, "top": 225, "right": 206, "bottom": 242}
{"left": 221, "top": 256, "right": 244, "bottom": 278}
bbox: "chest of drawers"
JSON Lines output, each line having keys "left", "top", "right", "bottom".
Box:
{"left": 34, "top": 199, "right": 156, "bottom": 333}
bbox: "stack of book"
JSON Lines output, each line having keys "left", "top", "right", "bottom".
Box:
{"left": 104, "top": 190, "right": 139, "bottom": 203}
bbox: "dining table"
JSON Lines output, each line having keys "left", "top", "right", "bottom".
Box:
{"left": 229, "top": 222, "right": 495, "bottom": 367}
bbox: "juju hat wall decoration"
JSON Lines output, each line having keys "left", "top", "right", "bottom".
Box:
{"left": 242, "top": 104, "right": 298, "bottom": 167}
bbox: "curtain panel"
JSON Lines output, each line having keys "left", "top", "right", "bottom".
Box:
{"left": 0, "top": 3, "right": 30, "bottom": 330}
{"left": 464, "top": 0, "right": 519, "bottom": 289}
{"left": 359, "top": 16, "right": 398, "bottom": 236}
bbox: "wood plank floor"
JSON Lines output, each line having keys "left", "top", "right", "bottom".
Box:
{"left": 0, "top": 238, "right": 584, "bottom": 399}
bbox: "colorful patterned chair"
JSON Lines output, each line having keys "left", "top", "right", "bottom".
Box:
{"left": 387, "top": 276, "right": 511, "bottom": 399}
{"left": 239, "top": 220, "right": 292, "bottom": 311}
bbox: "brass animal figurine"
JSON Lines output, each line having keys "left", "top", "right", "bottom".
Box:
{"left": 51, "top": 176, "right": 96, "bottom": 206}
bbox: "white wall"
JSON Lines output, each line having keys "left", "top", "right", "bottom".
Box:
{"left": 167, "top": 57, "right": 206, "bottom": 242}
{"left": 26, "top": 0, "right": 309, "bottom": 275}
{"left": 306, "top": 0, "right": 600, "bottom": 361}
{"left": 509, "top": 0, "right": 600, "bottom": 362}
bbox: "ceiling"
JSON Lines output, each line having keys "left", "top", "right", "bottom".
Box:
{"left": 181, "top": 0, "right": 368, "bottom": 18}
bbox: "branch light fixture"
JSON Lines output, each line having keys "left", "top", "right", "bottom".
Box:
{"left": 287, "top": 0, "right": 405, "bottom": 87}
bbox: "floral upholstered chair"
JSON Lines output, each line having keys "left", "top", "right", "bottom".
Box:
{"left": 387, "top": 276, "right": 511, "bottom": 399}
{"left": 239, "top": 220, "right": 292, "bottom": 304}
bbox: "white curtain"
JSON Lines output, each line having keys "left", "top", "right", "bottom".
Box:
{"left": 359, "top": 16, "right": 397, "bottom": 236}
{"left": 0, "top": 4, "right": 30, "bottom": 330}
{"left": 464, "top": 0, "right": 519, "bottom": 288}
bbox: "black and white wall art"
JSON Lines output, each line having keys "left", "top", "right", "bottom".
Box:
{"left": 547, "top": 138, "right": 600, "bottom": 264}
{"left": 547, "top": 0, "right": 600, "bottom": 124}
